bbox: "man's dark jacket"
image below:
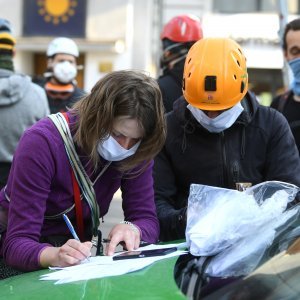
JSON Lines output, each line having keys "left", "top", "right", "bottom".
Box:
{"left": 34, "top": 77, "right": 85, "bottom": 114}
{"left": 271, "top": 90, "right": 300, "bottom": 154}
{"left": 154, "top": 91, "right": 300, "bottom": 241}
{"left": 157, "top": 63, "right": 184, "bottom": 113}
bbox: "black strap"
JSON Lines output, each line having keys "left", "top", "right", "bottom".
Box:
{"left": 277, "top": 91, "right": 291, "bottom": 112}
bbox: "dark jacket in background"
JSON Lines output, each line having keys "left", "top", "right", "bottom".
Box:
{"left": 157, "top": 62, "right": 184, "bottom": 113}
{"left": 46, "top": 86, "right": 85, "bottom": 114}
{"left": 271, "top": 90, "right": 300, "bottom": 154}
{"left": 34, "top": 77, "right": 85, "bottom": 114}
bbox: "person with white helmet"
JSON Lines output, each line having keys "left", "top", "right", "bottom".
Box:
{"left": 38, "top": 37, "right": 85, "bottom": 113}
{"left": 158, "top": 14, "right": 203, "bottom": 112}
{"left": 154, "top": 37, "right": 300, "bottom": 242}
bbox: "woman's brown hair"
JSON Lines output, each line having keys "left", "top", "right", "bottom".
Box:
{"left": 71, "top": 70, "right": 166, "bottom": 172}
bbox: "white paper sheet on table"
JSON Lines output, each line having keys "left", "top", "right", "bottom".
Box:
{"left": 40, "top": 242, "right": 187, "bottom": 284}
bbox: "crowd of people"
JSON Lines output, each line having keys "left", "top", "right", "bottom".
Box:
{"left": 0, "top": 14, "right": 300, "bottom": 290}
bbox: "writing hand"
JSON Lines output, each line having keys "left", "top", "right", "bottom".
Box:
{"left": 40, "top": 239, "right": 92, "bottom": 268}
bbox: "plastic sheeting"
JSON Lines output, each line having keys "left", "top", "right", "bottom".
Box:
{"left": 186, "top": 181, "right": 300, "bottom": 277}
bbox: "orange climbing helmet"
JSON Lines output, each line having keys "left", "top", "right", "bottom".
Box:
{"left": 160, "top": 14, "right": 203, "bottom": 43}
{"left": 182, "top": 38, "right": 248, "bottom": 111}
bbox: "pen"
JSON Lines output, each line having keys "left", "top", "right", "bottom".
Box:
{"left": 63, "top": 214, "right": 90, "bottom": 261}
{"left": 63, "top": 213, "right": 80, "bottom": 241}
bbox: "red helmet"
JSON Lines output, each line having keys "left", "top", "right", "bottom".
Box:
{"left": 160, "top": 14, "right": 203, "bottom": 43}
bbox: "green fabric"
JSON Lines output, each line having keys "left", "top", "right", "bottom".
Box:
{"left": 0, "top": 256, "right": 186, "bottom": 299}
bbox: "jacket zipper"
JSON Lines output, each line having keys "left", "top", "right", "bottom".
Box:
{"left": 220, "top": 131, "right": 229, "bottom": 187}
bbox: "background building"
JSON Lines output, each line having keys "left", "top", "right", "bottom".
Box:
{"left": 2, "top": 0, "right": 300, "bottom": 103}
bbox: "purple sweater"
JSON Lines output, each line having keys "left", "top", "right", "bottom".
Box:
{"left": 0, "top": 113, "right": 159, "bottom": 271}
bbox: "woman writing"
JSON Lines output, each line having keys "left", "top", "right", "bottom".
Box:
{"left": 0, "top": 70, "right": 166, "bottom": 276}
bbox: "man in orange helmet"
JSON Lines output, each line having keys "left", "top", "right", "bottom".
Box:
{"left": 154, "top": 37, "right": 300, "bottom": 242}
{"left": 158, "top": 14, "right": 203, "bottom": 112}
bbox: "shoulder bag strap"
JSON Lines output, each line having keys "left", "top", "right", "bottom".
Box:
{"left": 48, "top": 113, "right": 100, "bottom": 237}
{"left": 62, "top": 113, "right": 85, "bottom": 240}
{"left": 277, "top": 91, "right": 291, "bottom": 112}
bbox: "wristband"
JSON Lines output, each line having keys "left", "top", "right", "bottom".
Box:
{"left": 120, "top": 220, "right": 140, "bottom": 235}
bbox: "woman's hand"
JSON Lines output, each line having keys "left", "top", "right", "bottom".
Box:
{"left": 105, "top": 222, "right": 140, "bottom": 256}
{"left": 40, "top": 239, "right": 92, "bottom": 268}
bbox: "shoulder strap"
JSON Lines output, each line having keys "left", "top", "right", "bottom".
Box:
{"left": 277, "top": 90, "right": 291, "bottom": 112}
{"left": 48, "top": 113, "right": 100, "bottom": 237}
{"left": 62, "top": 113, "right": 84, "bottom": 240}
{"left": 70, "top": 167, "right": 84, "bottom": 240}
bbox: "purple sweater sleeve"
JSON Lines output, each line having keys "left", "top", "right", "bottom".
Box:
{"left": 120, "top": 160, "right": 160, "bottom": 243}
{"left": 3, "top": 128, "right": 55, "bottom": 271}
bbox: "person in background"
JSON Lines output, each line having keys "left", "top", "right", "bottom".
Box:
{"left": 0, "top": 70, "right": 166, "bottom": 277}
{"left": 154, "top": 38, "right": 300, "bottom": 242}
{"left": 36, "top": 37, "right": 85, "bottom": 113}
{"left": 0, "top": 18, "right": 49, "bottom": 190}
{"left": 271, "top": 18, "right": 300, "bottom": 154}
{"left": 158, "top": 14, "right": 203, "bottom": 113}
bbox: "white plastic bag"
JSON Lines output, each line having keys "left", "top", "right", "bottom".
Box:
{"left": 205, "top": 208, "right": 299, "bottom": 277}
{"left": 185, "top": 181, "right": 300, "bottom": 277}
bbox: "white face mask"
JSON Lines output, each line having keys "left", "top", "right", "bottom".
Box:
{"left": 53, "top": 61, "right": 77, "bottom": 83}
{"left": 97, "top": 135, "right": 141, "bottom": 161}
{"left": 187, "top": 103, "right": 244, "bottom": 133}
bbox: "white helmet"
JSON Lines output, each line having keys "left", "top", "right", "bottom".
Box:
{"left": 47, "top": 37, "right": 79, "bottom": 57}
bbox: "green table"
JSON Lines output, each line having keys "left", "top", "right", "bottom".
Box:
{"left": 0, "top": 256, "right": 186, "bottom": 300}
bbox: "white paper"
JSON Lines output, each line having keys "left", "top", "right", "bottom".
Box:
{"left": 40, "top": 243, "right": 187, "bottom": 284}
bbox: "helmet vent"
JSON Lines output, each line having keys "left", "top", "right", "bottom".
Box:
{"left": 205, "top": 76, "right": 217, "bottom": 91}
{"left": 234, "top": 75, "right": 237, "bottom": 80}
{"left": 188, "top": 72, "right": 191, "bottom": 78}
{"left": 237, "top": 60, "right": 240, "bottom": 67}
{"left": 188, "top": 58, "right": 192, "bottom": 64}
{"left": 240, "top": 81, "right": 245, "bottom": 93}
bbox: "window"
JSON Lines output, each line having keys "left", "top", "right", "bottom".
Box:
{"left": 212, "top": 0, "right": 299, "bottom": 14}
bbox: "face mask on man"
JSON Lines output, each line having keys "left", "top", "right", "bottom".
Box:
{"left": 289, "top": 57, "right": 300, "bottom": 96}
{"left": 97, "top": 135, "right": 141, "bottom": 161}
{"left": 187, "top": 102, "right": 244, "bottom": 133}
{"left": 53, "top": 61, "right": 77, "bottom": 84}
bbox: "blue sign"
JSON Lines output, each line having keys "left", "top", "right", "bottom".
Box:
{"left": 23, "top": 0, "right": 86, "bottom": 37}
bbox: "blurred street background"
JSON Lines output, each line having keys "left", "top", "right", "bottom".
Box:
{"left": 2, "top": 0, "right": 300, "bottom": 106}
{"left": 101, "top": 190, "right": 122, "bottom": 240}
{"left": 2, "top": 0, "right": 300, "bottom": 234}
